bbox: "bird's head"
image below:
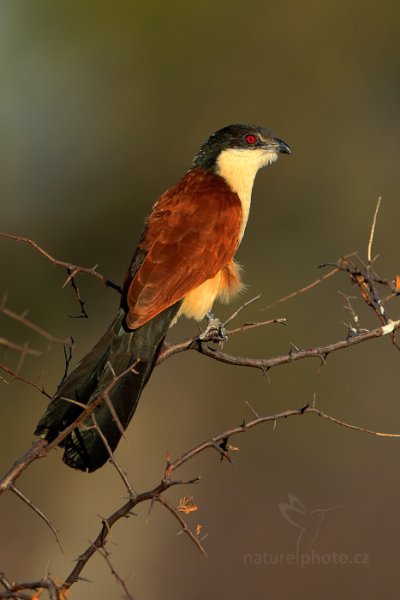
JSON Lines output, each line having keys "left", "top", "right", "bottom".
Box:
{"left": 191, "top": 123, "right": 291, "bottom": 174}
{"left": 191, "top": 124, "right": 291, "bottom": 210}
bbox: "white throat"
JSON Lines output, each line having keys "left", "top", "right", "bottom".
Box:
{"left": 216, "top": 148, "right": 278, "bottom": 243}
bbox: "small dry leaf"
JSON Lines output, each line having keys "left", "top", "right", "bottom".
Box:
{"left": 395, "top": 275, "right": 400, "bottom": 291}
{"left": 355, "top": 275, "right": 370, "bottom": 303}
{"left": 195, "top": 524, "right": 203, "bottom": 537}
{"left": 177, "top": 495, "right": 198, "bottom": 514}
{"left": 228, "top": 443, "right": 239, "bottom": 452}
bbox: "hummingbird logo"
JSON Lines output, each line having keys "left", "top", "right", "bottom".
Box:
{"left": 278, "top": 493, "right": 340, "bottom": 568}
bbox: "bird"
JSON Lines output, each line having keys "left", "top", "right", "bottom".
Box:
{"left": 34, "top": 124, "right": 291, "bottom": 472}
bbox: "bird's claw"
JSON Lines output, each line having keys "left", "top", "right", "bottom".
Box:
{"left": 199, "top": 312, "right": 228, "bottom": 342}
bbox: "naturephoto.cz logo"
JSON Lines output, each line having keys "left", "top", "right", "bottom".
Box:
{"left": 243, "top": 493, "right": 370, "bottom": 569}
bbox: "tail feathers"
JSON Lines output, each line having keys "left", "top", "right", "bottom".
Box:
{"left": 34, "top": 312, "right": 121, "bottom": 442}
{"left": 35, "top": 304, "right": 181, "bottom": 472}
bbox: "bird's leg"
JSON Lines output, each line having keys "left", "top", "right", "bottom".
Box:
{"left": 199, "top": 312, "right": 228, "bottom": 342}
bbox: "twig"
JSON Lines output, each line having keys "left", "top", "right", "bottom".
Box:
{"left": 156, "top": 495, "right": 207, "bottom": 557}
{"left": 0, "top": 337, "right": 41, "bottom": 357}
{"left": 158, "top": 317, "right": 286, "bottom": 365}
{"left": 0, "top": 232, "right": 122, "bottom": 297}
{"left": 0, "top": 293, "right": 71, "bottom": 348}
{"left": 223, "top": 294, "right": 261, "bottom": 326}
{"left": 66, "top": 268, "right": 89, "bottom": 319}
{"left": 10, "top": 485, "right": 63, "bottom": 552}
{"left": 0, "top": 577, "right": 60, "bottom": 600}
{"left": 4, "top": 398, "right": 400, "bottom": 598}
{"left": 91, "top": 414, "right": 136, "bottom": 497}
{"left": 260, "top": 252, "right": 358, "bottom": 312}
{"left": 62, "top": 484, "right": 168, "bottom": 590}
{"left": 2, "top": 205, "right": 400, "bottom": 599}
{"left": 58, "top": 340, "right": 74, "bottom": 388}
{"left": 367, "top": 196, "right": 382, "bottom": 264}
{"left": 97, "top": 548, "right": 135, "bottom": 600}
{"left": 223, "top": 318, "right": 286, "bottom": 336}
{"left": 0, "top": 439, "right": 49, "bottom": 497}
{"left": 165, "top": 319, "right": 400, "bottom": 372}
{"left": 0, "top": 362, "right": 141, "bottom": 496}
{"left": 321, "top": 254, "right": 398, "bottom": 348}
{"left": 307, "top": 406, "right": 400, "bottom": 437}
{"left": 165, "top": 403, "right": 400, "bottom": 478}
{"left": 2, "top": 315, "right": 399, "bottom": 501}
{"left": 0, "top": 362, "right": 51, "bottom": 398}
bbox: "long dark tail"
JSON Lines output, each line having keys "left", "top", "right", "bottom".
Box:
{"left": 34, "top": 303, "right": 180, "bottom": 472}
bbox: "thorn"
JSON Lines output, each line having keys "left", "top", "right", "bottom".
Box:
{"left": 261, "top": 366, "right": 270, "bottom": 382}
{"left": 312, "top": 392, "right": 317, "bottom": 408}
{"left": 245, "top": 400, "right": 260, "bottom": 419}
{"left": 289, "top": 343, "right": 301, "bottom": 355}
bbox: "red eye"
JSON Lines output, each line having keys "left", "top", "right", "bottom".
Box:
{"left": 246, "top": 134, "right": 257, "bottom": 145}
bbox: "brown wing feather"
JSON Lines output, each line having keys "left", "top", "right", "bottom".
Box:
{"left": 125, "top": 168, "right": 242, "bottom": 329}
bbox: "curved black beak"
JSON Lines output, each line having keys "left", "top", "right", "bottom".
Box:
{"left": 274, "top": 137, "right": 291, "bottom": 155}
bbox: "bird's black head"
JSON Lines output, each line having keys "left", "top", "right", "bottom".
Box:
{"left": 191, "top": 124, "right": 291, "bottom": 171}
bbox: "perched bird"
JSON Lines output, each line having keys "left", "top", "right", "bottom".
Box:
{"left": 35, "top": 124, "right": 291, "bottom": 472}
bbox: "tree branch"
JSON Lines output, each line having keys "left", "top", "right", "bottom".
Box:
{"left": 0, "top": 292, "right": 71, "bottom": 348}
{"left": 0, "top": 232, "right": 121, "bottom": 293}
{"left": 159, "top": 319, "right": 400, "bottom": 371}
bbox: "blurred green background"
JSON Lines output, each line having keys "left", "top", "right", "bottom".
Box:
{"left": 1, "top": 1, "right": 400, "bottom": 598}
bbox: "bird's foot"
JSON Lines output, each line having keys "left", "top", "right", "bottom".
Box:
{"left": 199, "top": 312, "right": 228, "bottom": 342}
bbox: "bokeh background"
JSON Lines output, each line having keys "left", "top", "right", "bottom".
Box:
{"left": 1, "top": 2, "right": 400, "bottom": 598}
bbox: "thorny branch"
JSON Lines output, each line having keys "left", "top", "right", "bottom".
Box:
{"left": 0, "top": 232, "right": 122, "bottom": 320}
{"left": 158, "top": 318, "right": 400, "bottom": 370}
{"left": 2, "top": 309, "right": 399, "bottom": 501}
{"left": 0, "top": 232, "right": 121, "bottom": 292}
{"left": 0, "top": 362, "right": 51, "bottom": 398}
{"left": 1, "top": 197, "right": 400, "bottom": 599}
{"left": 0, "top": 292, "right": 71, "bottom": 348}
{"left": 0, "top": 338, "right": 41, "bottom": 357}
{"left": 2, "top": 401, "right": 400, "bottom": 599}
{"left": 97, "top": 548, "right": 135, "bottom": 600}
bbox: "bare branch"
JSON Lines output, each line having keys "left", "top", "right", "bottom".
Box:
{"left": 2, "top": 312, "right": 399, "bottom": 503}
{"left": 0, "top": 337, "right": 41, "bottom": 357}
{"left": 91, "top": 414, "right": 136, "bottom": 498}
{"left": 65, "top": 268, "right": 89, "bottom": 319}
{"left": 2, "top": 201, "right": 400, "bottom": 599}
{"left": 169, "top": 319, "right": 400, "bottom": 372}
{"left": 0, "top": 577, "right": 61, "bottom": 600}
{"left": 226, "top": 317, "right": 286, "bottom": 336}
{"left": 261, "top": 251, "right": 358, "bottom": 312}
{"left": 222, "top": 293, "right": 261, "bottom": 326}
{"left": 0, "top": 362, "right": 51, "bottom": 398}
{"left": 97, "top": 548, "right": 136, "bottom": 600}
{"left": 0, "top": 362, "right": 141, "bottom": 496}
{"left": 156, "top": 495, "right": 208, "bottom": 557}
{"left": 0, "top": 292, "right": 71, "bottom": 348}
{"left": 0, "top": 232, "right": 121, "bottom": 293}
{"left": 0, "top": 439, "right": 49, "bottom": 497}
{"left": 308, "top": 406, "right": 400, "bottom": 438}
{"left": 367, "top": 196, "right": 382, "bottom": 264}
{"left": 158, "top": 317, "right": 286, "bottom": 365}
{"left": 10, "top": 485, "right": 63, "bottom": 552}
{"left": 4, "top": 397, "right": 400, "bottom": 598}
